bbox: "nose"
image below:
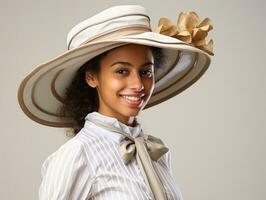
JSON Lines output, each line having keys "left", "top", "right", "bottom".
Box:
{"left": 129, "top": 72, "right": 144, "bottom": 91}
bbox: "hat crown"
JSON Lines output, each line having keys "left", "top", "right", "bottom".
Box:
{"left": 67, "top": 5, "right": 151, "bottom": 50}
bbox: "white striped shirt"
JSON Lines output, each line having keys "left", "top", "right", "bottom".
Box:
{"left": 39, "top": 112, "right": 184, "bottom": 200}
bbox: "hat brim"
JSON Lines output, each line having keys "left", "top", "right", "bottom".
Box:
{"left": 17, "top": 31, "right": 211, "bottom": 127}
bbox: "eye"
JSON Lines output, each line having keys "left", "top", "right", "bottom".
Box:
{"left": 141, "top": 68, "right": 153, "bottom": 77}
{"left": 116, "top": 68, "right": 128, "bottom": 75}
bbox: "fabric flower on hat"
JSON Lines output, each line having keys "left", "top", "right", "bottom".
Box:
{"left": 156, "top": 11, "right": 214, "bottom": 56}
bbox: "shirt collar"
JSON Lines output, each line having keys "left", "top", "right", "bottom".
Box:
{"left": 84, "top": 112, "right": 142, "bottom": 144}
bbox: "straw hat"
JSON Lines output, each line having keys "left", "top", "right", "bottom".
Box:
{"left": 17, "top": 5, "right": 214, "bottom": 127}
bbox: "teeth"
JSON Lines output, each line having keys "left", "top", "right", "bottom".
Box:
{"left": 122, "top": 95, "right": 141, "bottom": 101}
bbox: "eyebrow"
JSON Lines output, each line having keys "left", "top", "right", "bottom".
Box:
{"left": 110, "top": 61, "right": 154, "bottom": 67}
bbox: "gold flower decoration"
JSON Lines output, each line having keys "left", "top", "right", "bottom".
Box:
{"left": 156, "top": 11, "right": 214, "bottom": 56}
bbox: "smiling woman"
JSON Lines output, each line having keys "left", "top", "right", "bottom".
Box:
{"left": 59, "top": 44, "right": 162, "bottom": 134}
{"left": 17, "top": 4, "right": 213, "bottom": 200}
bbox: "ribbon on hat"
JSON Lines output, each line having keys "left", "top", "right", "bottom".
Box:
{"left": 88, "top": 118, "right": 169, "bottom": 200}
{"left": 156, "top": 11, "right": 214, "bottom": 56}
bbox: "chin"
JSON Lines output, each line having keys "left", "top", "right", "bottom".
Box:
{"left": 123, "top": 108, "right": 142, "bottom": 117}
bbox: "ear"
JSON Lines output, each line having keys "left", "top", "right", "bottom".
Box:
{"left": 85, "top": 71, "right": 98, "bottom": 88}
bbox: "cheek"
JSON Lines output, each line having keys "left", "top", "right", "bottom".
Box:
{"left": 144, "top": 78, "right": 155, "bottom": 92}
{"left": 101, "top": 77, "right": 126, "bottom": 91}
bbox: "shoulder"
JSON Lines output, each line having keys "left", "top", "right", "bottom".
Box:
{"left": 41, "top": 138, "right": 86, "bottom": 172}
{"left": 47, "top": 136, "right": 85, "bottom": 158}
{"left": 39, "top": 136, "right": 97, "bottom": 199}
{"left": 41, "top": 130, "right": 104, "bottom": 176}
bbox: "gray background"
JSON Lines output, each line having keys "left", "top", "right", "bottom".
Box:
{"left": 1, "top": 0, "right": 265, "bottom": 199}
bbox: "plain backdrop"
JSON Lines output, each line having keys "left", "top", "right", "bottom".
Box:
{"left": 1, "top": 0, "right": 265, "bottom": 199}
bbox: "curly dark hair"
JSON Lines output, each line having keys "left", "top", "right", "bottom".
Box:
{"left": 59, "top": 46, "right": 164, "bottom": 136}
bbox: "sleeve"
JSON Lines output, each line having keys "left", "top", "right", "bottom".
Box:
{"left": 38, "top": 141, "right": 96, "bottom": 200}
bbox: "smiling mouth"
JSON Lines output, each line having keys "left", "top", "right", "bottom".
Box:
{"left": 119, "top": 94, "right": 145, "bottom": 107}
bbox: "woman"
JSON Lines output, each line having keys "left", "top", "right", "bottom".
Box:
{"left": 17, "top": 5, "right": 214, "bottom": 200}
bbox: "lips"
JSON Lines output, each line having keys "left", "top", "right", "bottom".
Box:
{"left": 119, "top": 93, "right": 145, "bottom": 107}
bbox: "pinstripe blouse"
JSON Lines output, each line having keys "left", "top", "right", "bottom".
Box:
{"left": 38, "top": 112, "right": 184, "bottom": 200}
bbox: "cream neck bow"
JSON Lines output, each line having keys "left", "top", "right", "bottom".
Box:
{"left": 88, "top": 118, "right": 169, "bottom": 200}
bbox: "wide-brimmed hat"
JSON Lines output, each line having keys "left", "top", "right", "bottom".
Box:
{"left": 17, "top": 5, "right": 214, "bottom": 127}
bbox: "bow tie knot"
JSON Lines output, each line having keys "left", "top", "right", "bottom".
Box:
{"left": 120, "top": 133, "right": 169, "bottom": 164}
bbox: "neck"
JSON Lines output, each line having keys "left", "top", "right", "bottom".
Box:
{"left": 97, "top": 110, "right": 137, "bottom": 127}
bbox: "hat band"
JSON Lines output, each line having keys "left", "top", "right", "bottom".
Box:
{"left": 80, "top": 24, "right": 152, "bottom": 46}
